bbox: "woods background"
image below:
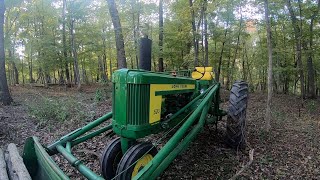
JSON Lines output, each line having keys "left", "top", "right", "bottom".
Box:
{"left": 2, "top": 0, "right": 320, "bottom": 98}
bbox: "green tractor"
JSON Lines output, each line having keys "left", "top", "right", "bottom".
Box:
{"left": 22, "top": 38, "right": 249, "bottom": 180}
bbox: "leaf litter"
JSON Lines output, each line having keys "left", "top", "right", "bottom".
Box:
{"left": 0, "top": 86, "right": 319, "bottom": 179}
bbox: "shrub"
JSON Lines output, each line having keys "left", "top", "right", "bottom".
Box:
{"left": 27, "top": 97, "right": 92, "bottom": 124}
{"left": 94, "top": 86, "right": 111, "bottom": 102}
{"left": 28, "top": 98, "right": 69, "bottom": 123}
{"left": 306, "top": 100, "right": 316, "bottom": 113}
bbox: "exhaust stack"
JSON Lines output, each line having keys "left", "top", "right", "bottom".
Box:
{"left": 139, "top": 37, "right": 152, "bottom": 71}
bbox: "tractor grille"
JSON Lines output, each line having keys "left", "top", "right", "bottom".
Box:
{"left": 127, "top": 84, "right": 150, "bottom": 125}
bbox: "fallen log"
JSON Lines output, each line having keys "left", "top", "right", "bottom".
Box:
{"left": 0, "top": 148, "right": 9, "bottom": 180}
{"left": 5, "top": 143, "right": 31, "bottom": 180}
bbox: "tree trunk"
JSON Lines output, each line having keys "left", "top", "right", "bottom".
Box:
{"left": 70, "top": 19, "right": 81, "bottom": 90}
{"left": 21, "top": 56, "right": 24, "bottom": 85}
{"left": 8, "top": 50, "right": 17, "bottom": 85}
{"left": 225, "top": 46, "right": 232, "bottom": 86}
{"left": 63, "top": 0, "right": 70, "bottom": 87}
{"left": 272, "top": 22, "right": 280, "bottom": 93}
{"left": 216, "top": 11, "right": 230, "bottom": 82}
{"left": 12, "top": 32, "right": 19, "bottom": 85}
{"left": 108, "top": 45, "right": 113, "bottom": 79}
{"left": 131, "top": 0, "right": 140, "bottom": 69}
{"left": 102, "top": 54, "right": 108, "bottom": 81}
{"left": 0, "top": 0, "right": 13, "bottom": 105}
{"left": 245, "top": 46, "right": 252, "bottom": 85}
{"left": 6, "top": 63, "right": 11, "bottom": 85}
{"left": 200, "top": 3, "right": 204, "bottom": 64}
{"left": 81, "top": 54, "right": 88, "bottom": 84}
{"left": 158, "top": 0, "right": 164, "bottom": 72}
{"left": 227, "top": 9, "right": 242, "bottom": 89}
{"left": 96, "top": 61, "right": 100, "bottom": 82}
{"left": 107, "top": 0, "right": 127, "bottom": 69}
{"left": 189, "top": 0, "right": 199, "bottom": 66}
{"left": 8, "top": 46, "right": 19, "bottom": 85}
{"left": 204, "top": 0, "right": 208, "bottom": 66}
{"left": 13, "top": 62, "right": 18, "bottom": 85}
{"left": 129, "top": 52, "right": 134, "bottom": 69}
{"left": 282, "top": 25, "right": 289, "bottom": 94}
{"left": 242, "top": 42, "right": 247, "bottom": 81}
{"left": 286, "top": 0, "right": 305, "bottom": 99}
{"left": 306, "top": 0, "right": 319, "bottom": 98}
{"left": 9, "top": 59, "right": 18, "bottom": 85}
{"left": 264, "top": 0, "right": 272, "bottom": 132}
{"left": 98, "top": 55, "right": 107, "bottom": 82}
{"left": 102, "top": 28, "right": 108, "bottom": 81}
{"left": 28, "top": 44, "right": 34, "bottom": 83}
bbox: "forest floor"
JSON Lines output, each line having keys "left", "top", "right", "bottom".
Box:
{"left": 0, "top": 84, "right": 320, "bottom": 179}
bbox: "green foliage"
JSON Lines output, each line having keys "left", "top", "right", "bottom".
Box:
{"left": 2, "top": 0, "right": 320, "bottom": 97}
{"left": 28, "top": 98, "right": 69, "bottom": 122}
{"left": 94, "top": 89, "right": 104, "bottom": 102}
{"left": 306, "top": 100, "right": 316, "bottom": 113}
{"left": 94, "top": 85, "right": 111, "bottom": 102}
{"left": 27, "top": 97, "right": 92, "bottom": 124}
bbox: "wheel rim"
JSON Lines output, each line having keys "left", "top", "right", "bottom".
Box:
{"left": 116, "top": 143, "right": 157, "bottom": 180}
{"left": 131, "top": 154, "right": 153, "bottom": 178}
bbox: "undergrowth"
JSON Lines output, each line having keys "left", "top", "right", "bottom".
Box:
{"left": 94, "top": 84, "right": 111, "bottom": 102}
{"left": 306, "top": 100, "right": 316, "bottom": 113}
{"left": 27, "top": 97, "right": 93, "bottom": 125}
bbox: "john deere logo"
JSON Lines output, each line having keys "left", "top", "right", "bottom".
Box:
{"left": 171, "top": 84, "right": 187, "bottom": 89}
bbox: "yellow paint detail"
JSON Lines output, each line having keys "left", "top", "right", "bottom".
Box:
{"left": 192, "top": 67, "right": 214, "bottom": 80}
{"left": 132, "top": 154, "right": 153, "bottom": 178}
{"left": 149, "top": 84, "right": 195, "bottom": 124}
{"left": 195, "top": 67, "right": 213, "bottom": 72}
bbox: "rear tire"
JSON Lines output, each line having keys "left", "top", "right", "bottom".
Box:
{"left": 225, "top": 80, "right": 248, "bottom": 150}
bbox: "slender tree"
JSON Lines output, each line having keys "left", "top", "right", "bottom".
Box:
{"left": 264, "top": 0, "right": 272, "bottom": 132}
{"left": 131, "top": 0, "right": 140, "bottom": 69}
{"left": 63, "top": 0, "right": 70, "bottom": 86}
{"left": 216, "top": 10, "right": 230, "bottom": 82}
{"left": 107, "top": 0, "right": 127, "bottom": 68}
{"left": 226, "top": 5, "right": 243, "bottom": 89}
{"left": 101, "top": 27, "right": 108, "bottom": 81}
{"left": 0, "top": 0, "right": 13, "bottom": 105}
{"left": 306, "top": 0, "right": 320, "bottom": 98}
{"left": 189, "top": 0, "right": 199, "bottom": 66}
{"left": 158, "top": 0, "right": 164, "bottom": 71}
{"left": 70, "top": 18, "right": 81, "bottom": 90}
{"left": 286, "top": 0, "right": 305, "bottom": 99}
{"left": 203, "top": 0, "right": 208, "bottom": 66}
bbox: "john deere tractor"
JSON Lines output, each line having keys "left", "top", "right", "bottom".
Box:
{"left": 22, "top": 38, "right": 249, "bottom": 180}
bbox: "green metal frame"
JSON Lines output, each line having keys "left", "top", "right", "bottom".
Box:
{"left": 133, "top": 83, "right": 220, "bottom": 179}
{"left": 24, "top": 112, "right": 114, "bottom": 180}
{"left": 23, "top": 69, "right": 226, "bottom": 180}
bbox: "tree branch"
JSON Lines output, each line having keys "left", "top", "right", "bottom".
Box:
{"left": 229, "top": 149, "right": 255, "bottom": 180}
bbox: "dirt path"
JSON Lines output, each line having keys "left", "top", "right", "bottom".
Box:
{"left": 1, "top": 86, "right": 320, "bottom": 179}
